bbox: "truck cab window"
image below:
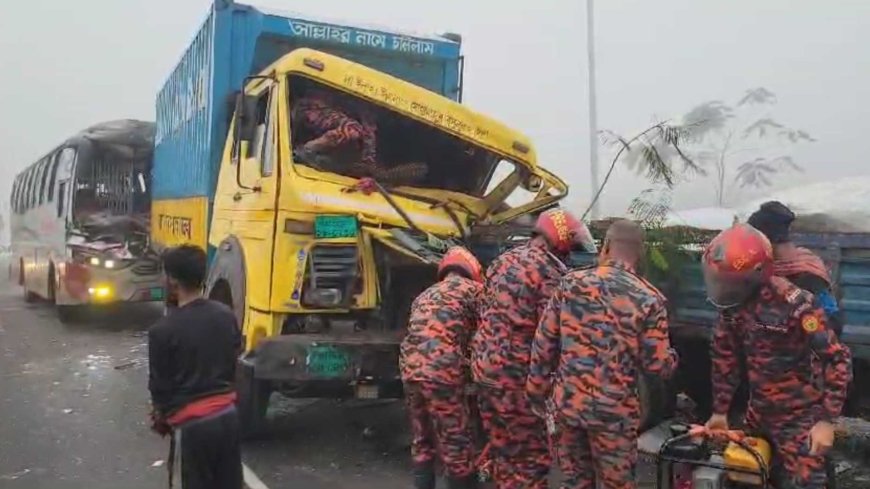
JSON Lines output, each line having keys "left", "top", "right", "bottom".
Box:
{"left": 247, "top": 92, "right": 270, "bottom": 160}
{"left": 260, "top": 91, "right": 275, "bottom": 177}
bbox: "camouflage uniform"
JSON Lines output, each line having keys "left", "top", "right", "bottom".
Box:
{"left": 400, "top": 275, "right": 483, "bottom": 479}
{"left": 293, "top": 90, "right": 377, "bottom": 166}
{"left": 527, "top": 259, "right": 677, "bottom": 489}
{"left": 471, "top": 239, "right": 567, "bottom": 488}
{"left": 711, "top": 276, "right": 852, "bottom": 489}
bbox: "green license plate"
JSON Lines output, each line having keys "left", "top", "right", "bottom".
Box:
{"left": 150, "top": 287, "right": 165, "bottom": 300}
{"left": 306, "top": 344, "right": 349, "bottom": 377}
{"left": 314, "top": 215, "right": 358, "bottom": 239}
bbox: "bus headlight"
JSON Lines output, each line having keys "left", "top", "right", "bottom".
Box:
{"left": 89, "top": 257, "right": 101, "bottom": 266}
{"left": 104, "top": 260, "right": 115, "bottom": 269}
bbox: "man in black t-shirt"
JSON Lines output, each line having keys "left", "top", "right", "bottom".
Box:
{"left": 148, "top": 245, "right": 242, "bottom": 489}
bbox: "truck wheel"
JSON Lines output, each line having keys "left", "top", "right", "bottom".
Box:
{"left": 236, "top": 362, "right": 271, "bottom": 437}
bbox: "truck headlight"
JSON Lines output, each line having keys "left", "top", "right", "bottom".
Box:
{"left": 302, "top": 288, "right": 342, "bottom": 308}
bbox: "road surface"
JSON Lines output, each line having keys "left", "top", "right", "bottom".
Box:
{"left": 1, "top": 279, "right": 867, "bottom": 489}
{"left": 0, "top": 283, "right": 415, "bottom": 489}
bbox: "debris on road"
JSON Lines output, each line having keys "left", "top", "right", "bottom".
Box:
{"left": 151, "top": 460, "right": 165, "bottom": 468}
{"left": 113, "top": 361, "right": 137, "bottom": 371}
{"left": 0, "top": 469, "right": 31, "bottom": 480}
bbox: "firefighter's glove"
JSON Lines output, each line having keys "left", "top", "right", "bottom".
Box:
{"left": 809, "top": 421, "right": 835, "bottom": 456}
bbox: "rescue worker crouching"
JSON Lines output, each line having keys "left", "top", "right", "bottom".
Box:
{"left": 703, "top": 224, "right": 852, "bottom": 489}
{"left": 148, "top": 245, "right": 243, "bottom": 489}
{"left": 400, "top": 246, "right": 485, "bottom": 489}
{"left": 527, "top": 219, "right": 678, "bottom": 489}
{"left": 471, "top": 208, "right": 595, "bottom": 489}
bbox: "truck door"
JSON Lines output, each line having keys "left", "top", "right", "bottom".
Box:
{"left": 219, "top": 81, "right": 281, "bottom": 312}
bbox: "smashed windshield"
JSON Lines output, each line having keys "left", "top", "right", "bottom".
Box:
{"left": 289, "top": 76, "right": 504, "bottom": 195}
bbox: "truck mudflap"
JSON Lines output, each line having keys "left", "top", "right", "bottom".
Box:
{"left": 246, "top": 333, "right": 403, "bottom": 399}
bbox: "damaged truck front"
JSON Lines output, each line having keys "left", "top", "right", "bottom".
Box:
{"left": 10, "top": 120, "right": 163, "bottom": 321}
{"left": 150, "top": 0, "right": 568, "bottom": 433}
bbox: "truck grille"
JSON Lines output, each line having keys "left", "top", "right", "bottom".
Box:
{"left": 308, "top": 245, "right": 359, "bottom": 292}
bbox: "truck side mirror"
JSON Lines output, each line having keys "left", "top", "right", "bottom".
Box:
{"left": 235, "top": 93, "right": 259, "bottom": 143}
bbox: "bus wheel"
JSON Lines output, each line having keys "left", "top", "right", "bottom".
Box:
{"left": 236, "top": 361, "right": 271, "bottom": 438}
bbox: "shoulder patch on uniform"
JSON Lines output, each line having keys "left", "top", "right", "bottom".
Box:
{"left": 801, "top": 314, "right": 820, "bottom": 333}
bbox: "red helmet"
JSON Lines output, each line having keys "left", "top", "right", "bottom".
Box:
{"left": 702, "top": 223, "right": 774, "bottom": 309}
{"left": 438, "top": 246, "right": 483, "bottom": 283}
{"left": 534, "top": 209, "right": 597, "bottom": 255}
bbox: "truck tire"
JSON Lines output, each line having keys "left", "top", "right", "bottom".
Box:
{"left": 236, "top": 362, "right": 271, "bottom": 437}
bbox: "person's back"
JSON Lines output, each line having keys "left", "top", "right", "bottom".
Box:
{"left": 535, "top": 261, "right": 672, "bottom": 426}
{"left": 527, "top": 219, "right": 675, "bottom": 489}
{"left": 148, "top": 245, "right": 242, "bottom": 489}
{"left": 471, "top": 238, "right": 566, "bottom": 389}
{"left": 148, "top": 299, "right": 239, "bottom": 416}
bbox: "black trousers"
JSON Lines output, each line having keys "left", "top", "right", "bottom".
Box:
{"left": 175, "top": 406, "right": 242, "bottom": 489}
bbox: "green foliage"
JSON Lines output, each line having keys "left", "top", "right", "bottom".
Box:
{"left": 625, "top": 189, "right": 713, "bottom": 296}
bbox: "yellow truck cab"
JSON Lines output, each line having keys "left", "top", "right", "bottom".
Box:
{"left": 149, "top": 1, "right": 568, "bottom": 433}
{"left": 208, "top": 49, "right": 567, "bottom": 430}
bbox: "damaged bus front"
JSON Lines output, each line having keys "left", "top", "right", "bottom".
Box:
{"left": 204, "top": 50, "right": 567, "bottom": 431}
{"left": 10, "top": 120, "right": 163, "bottom": 321}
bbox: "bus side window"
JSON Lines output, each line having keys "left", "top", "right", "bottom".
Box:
{"left": 24, "top": 168, "right": 36, "bottom": 210}
{"left": 46, "top": 150, "right": 61, "bottom": 202}
{"left": 11, "top": 177, "right": 19, "bottom": 213}
{"left": 57, "top": 182, "right": 67, "bottom": 218}
{"left": 38, "top": 158, "right": 50, "bottom": 205}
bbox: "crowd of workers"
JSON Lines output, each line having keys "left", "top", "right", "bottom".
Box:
{"left": 145, "top": 201, "right": 851, "bottom": 489}
{"left": 399, "top": 204, "right": 852, "bottom": 489}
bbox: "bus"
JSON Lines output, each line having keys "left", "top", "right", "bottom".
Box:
{"left": 10, "top": 120, "right": 163, "bottom": 321}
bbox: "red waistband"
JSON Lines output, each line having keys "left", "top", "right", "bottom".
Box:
{"left": 167, "top": 392, "right": 237, "bottom": 427}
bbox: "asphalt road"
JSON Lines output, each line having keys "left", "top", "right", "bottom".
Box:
{"left": 0, "top": 283, "right": 416, "bottom": 489}
{"left": 2, "top": 278, "right": 867, "bottom": 489}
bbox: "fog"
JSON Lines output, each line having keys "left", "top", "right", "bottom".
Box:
{"left": 1, "top": 0, "right": 868, "bottom": 219}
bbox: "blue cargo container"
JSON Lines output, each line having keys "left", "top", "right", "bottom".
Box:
{"left": 152, "top": 0, "right": 462, "bottom": 202}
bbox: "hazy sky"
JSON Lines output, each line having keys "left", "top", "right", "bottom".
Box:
{"left": 1, "top": 0, "right": 868, "bottom": 217}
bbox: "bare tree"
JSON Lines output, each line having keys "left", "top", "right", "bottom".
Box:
{"left": 583, "top": 122, "right": 702, "bottom": 219}
{"left": 680, "top": 87, "right": 815, "bottom": 205}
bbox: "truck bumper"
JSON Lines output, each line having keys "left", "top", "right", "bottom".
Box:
{"left": 243, "top": 334, "right": 403, "bottom": 399}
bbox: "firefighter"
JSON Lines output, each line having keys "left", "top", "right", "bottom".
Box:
{"left": 400, "top": 246, "right": 484, "bottom": 489}
{"left": 527, "top": 219, "right": 678, "bottom": 489}
{"left": 703, "top": 224, "right": 852, "bottom": 489}
{"left": 471, "top": 208, "right": 596, "bottom": 489}
{"left": 148, "top": 245, "right": 243, "bottom": 489}
{"left": 748, "top": 200, "right": 842, "bottom": 336}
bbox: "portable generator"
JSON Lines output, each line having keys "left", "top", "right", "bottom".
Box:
{"left": 656, "top": 423, "right": 772, "bottom": 489}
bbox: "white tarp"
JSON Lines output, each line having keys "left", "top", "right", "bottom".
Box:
{"left": 664, "top": 206, "right": 737, "bottom": 230}
{"left": 736, "top": 176, "right": 870, "bottom": 233}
